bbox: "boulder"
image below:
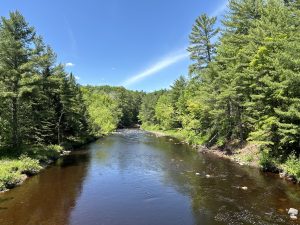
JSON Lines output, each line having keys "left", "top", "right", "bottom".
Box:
{"left": 288, "top": 208, "right": 298, "bottom": 216}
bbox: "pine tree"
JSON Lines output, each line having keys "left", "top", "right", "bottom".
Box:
{"left": 187, "top": 14, "right": 219, "bottom": 74}
{"left": 245, "top": 0, "right": 300, "bottom": 156}
{"left": 0, "top": 11, "right": 37, "bottom": 148}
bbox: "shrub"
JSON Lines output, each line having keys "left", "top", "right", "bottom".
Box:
{"left": 0, "top": 162, "right": 22, "bottom": 190}
{"left": 283, "top": 154, "right": 300, "bottom": 180}
{"left": 18, "top": 155, "right": 42, "bottom": 175}
{"left": 259, "top": 149, "right": 278, "bottom": 172}
{"left": 26, "top": 145, "right": 63, "bottom": 161}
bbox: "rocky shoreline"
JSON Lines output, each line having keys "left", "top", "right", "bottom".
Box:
{"left": 145, "top": 129, "right": 299, "bottom": 185}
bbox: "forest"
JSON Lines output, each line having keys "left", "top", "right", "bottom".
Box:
{"left": 0, "top": 0, "right": 300, "bottom": 192}
{"left": 139, "top": 0, "right": 300, "bottom": 179}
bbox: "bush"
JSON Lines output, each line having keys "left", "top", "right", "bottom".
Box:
{"left": 18, "top": 155, "right": 42, "bottom": 175}
{"left": 259, "top": 149, "right": 278, "bottom": 172}
{"left": 0, "top": 161, "right": 22, "bottom": 190}
{"left": 25, "top": 145, "right": 63, "bottom": 161}
{"left": 283, "top": 154, "right": 300, "bottom": 180}
{"left": 44, "top": 145, "right": 63, "bottom": 159}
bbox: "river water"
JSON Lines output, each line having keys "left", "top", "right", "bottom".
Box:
{"left": 0, "top": 129, "right": 300, "bottom": 225}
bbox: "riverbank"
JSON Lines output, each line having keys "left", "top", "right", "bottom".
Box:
{"left": 0, "top": 137, "right": 97, "bottom": 193}
{"left": 0, "top": 145, "right": 72, "bottom": 193}
{"left": 143, "top": 128, "right": 260, "bottom": 167}
{"left": 142, "top": 126, "right": 300, "bottom": 184}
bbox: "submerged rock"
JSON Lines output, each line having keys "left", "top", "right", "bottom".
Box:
{"left": 195, "top": 173, "right": 200, "bottom": 176}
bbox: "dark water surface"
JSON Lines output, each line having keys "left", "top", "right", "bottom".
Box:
{"left": 1, "top": 129, "right": 300, "bottom": 225}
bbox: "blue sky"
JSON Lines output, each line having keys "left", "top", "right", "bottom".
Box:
{"left": 1, "top": 0, "right": 228, "bottom": 91}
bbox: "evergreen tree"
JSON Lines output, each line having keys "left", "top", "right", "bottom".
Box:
{"left": 187, "top": 14, "right": 219, "bottom": 74}
{"left": 0, "top": 11, "right": 37, "bottom": 148}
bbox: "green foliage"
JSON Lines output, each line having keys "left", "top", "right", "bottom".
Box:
{"left": 24, "top": 145, "right": 63, "bottom": 161}
{"left": 138, "top": 90, "right": 165, "bottom": 125}
{"left": 259, "top": 149, "right": 277, "bottom": 171}
{"left": 0, "top": 166, "right": 21, "bottom": 191}
{"left": 188, "top": 14, "right": 219, "bottom": 74}
{"left": 81, "top": 86, "right": 144, "bottom": 135}
{"left": 17, "top": 155, "right": 42, "bottom": 175}
{"left": 155, "top": 93, "right": 177, "bottom": 130}
{"left": 283, "top": 154, "right": 300, "bottom": 180}
{"left": 82, "top": 88, "right": 121, "bottom": 135}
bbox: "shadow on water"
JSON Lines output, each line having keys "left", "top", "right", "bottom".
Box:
{"left": 0, "top": 129, "right": 300, "bottom": 225}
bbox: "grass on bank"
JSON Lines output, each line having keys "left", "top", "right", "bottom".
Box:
{"left": 142, "top": 123, "right": 300, "bottom": 182}
{"left": 0, "top": 145, "right": 63, "bottom": 192}
{"left": 141, "top": 123, "right": 206, "bottom": 145}
{"left": 0, "top": 135, "right": 96, "bottom": 192}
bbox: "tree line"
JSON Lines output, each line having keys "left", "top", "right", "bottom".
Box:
{"left": 81, "top": 86, "right": 144, "bottom": 135}
{"left": 139, "top": 0, "right": 300, "bottom": 169}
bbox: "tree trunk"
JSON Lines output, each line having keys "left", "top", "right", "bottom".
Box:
{"left": 57, "top": 107, "right": 64, "bottom": 145}
{"left": 11, "top": 96, "right": 19, "bottom": 148}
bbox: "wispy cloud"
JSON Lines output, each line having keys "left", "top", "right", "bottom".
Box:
{"left": 65, "top": 62, "right": 75, "bottom": 67}
{"left": 211, "top": 0, "right": 228, "bottom": 17}
{"left": 75, "top": 76, "right": 80, "bottom": 80}
{"left": 122, "top": 49, "right": 188, "bottom": 87}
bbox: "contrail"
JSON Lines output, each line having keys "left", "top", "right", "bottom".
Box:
{"left": 122, "top": 50, "right": 188, "bottom": 87}
{"left": 121, "top": 1, "right": 228, "bottom": 87}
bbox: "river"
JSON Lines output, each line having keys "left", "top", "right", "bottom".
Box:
{"left": 0, "top": 129, "right": 300, "bottom": 225}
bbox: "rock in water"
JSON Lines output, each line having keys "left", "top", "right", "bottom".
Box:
{"left": 290, "top": 215, "right": 297, "bottom": 220}
{"left": 241, "top": 186, "right": 248, "bottom": 190}
{"left": 195, "top": 173, "right": 200, "bottom": 176}
{"left": 279, "top": 172, "right": 285, "bottom": 178}
{"left": 288, "top": 208, "right": 298, "bottom": 216}
{"left": 205, "top": 174, "right": 211, "bottom": 178}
